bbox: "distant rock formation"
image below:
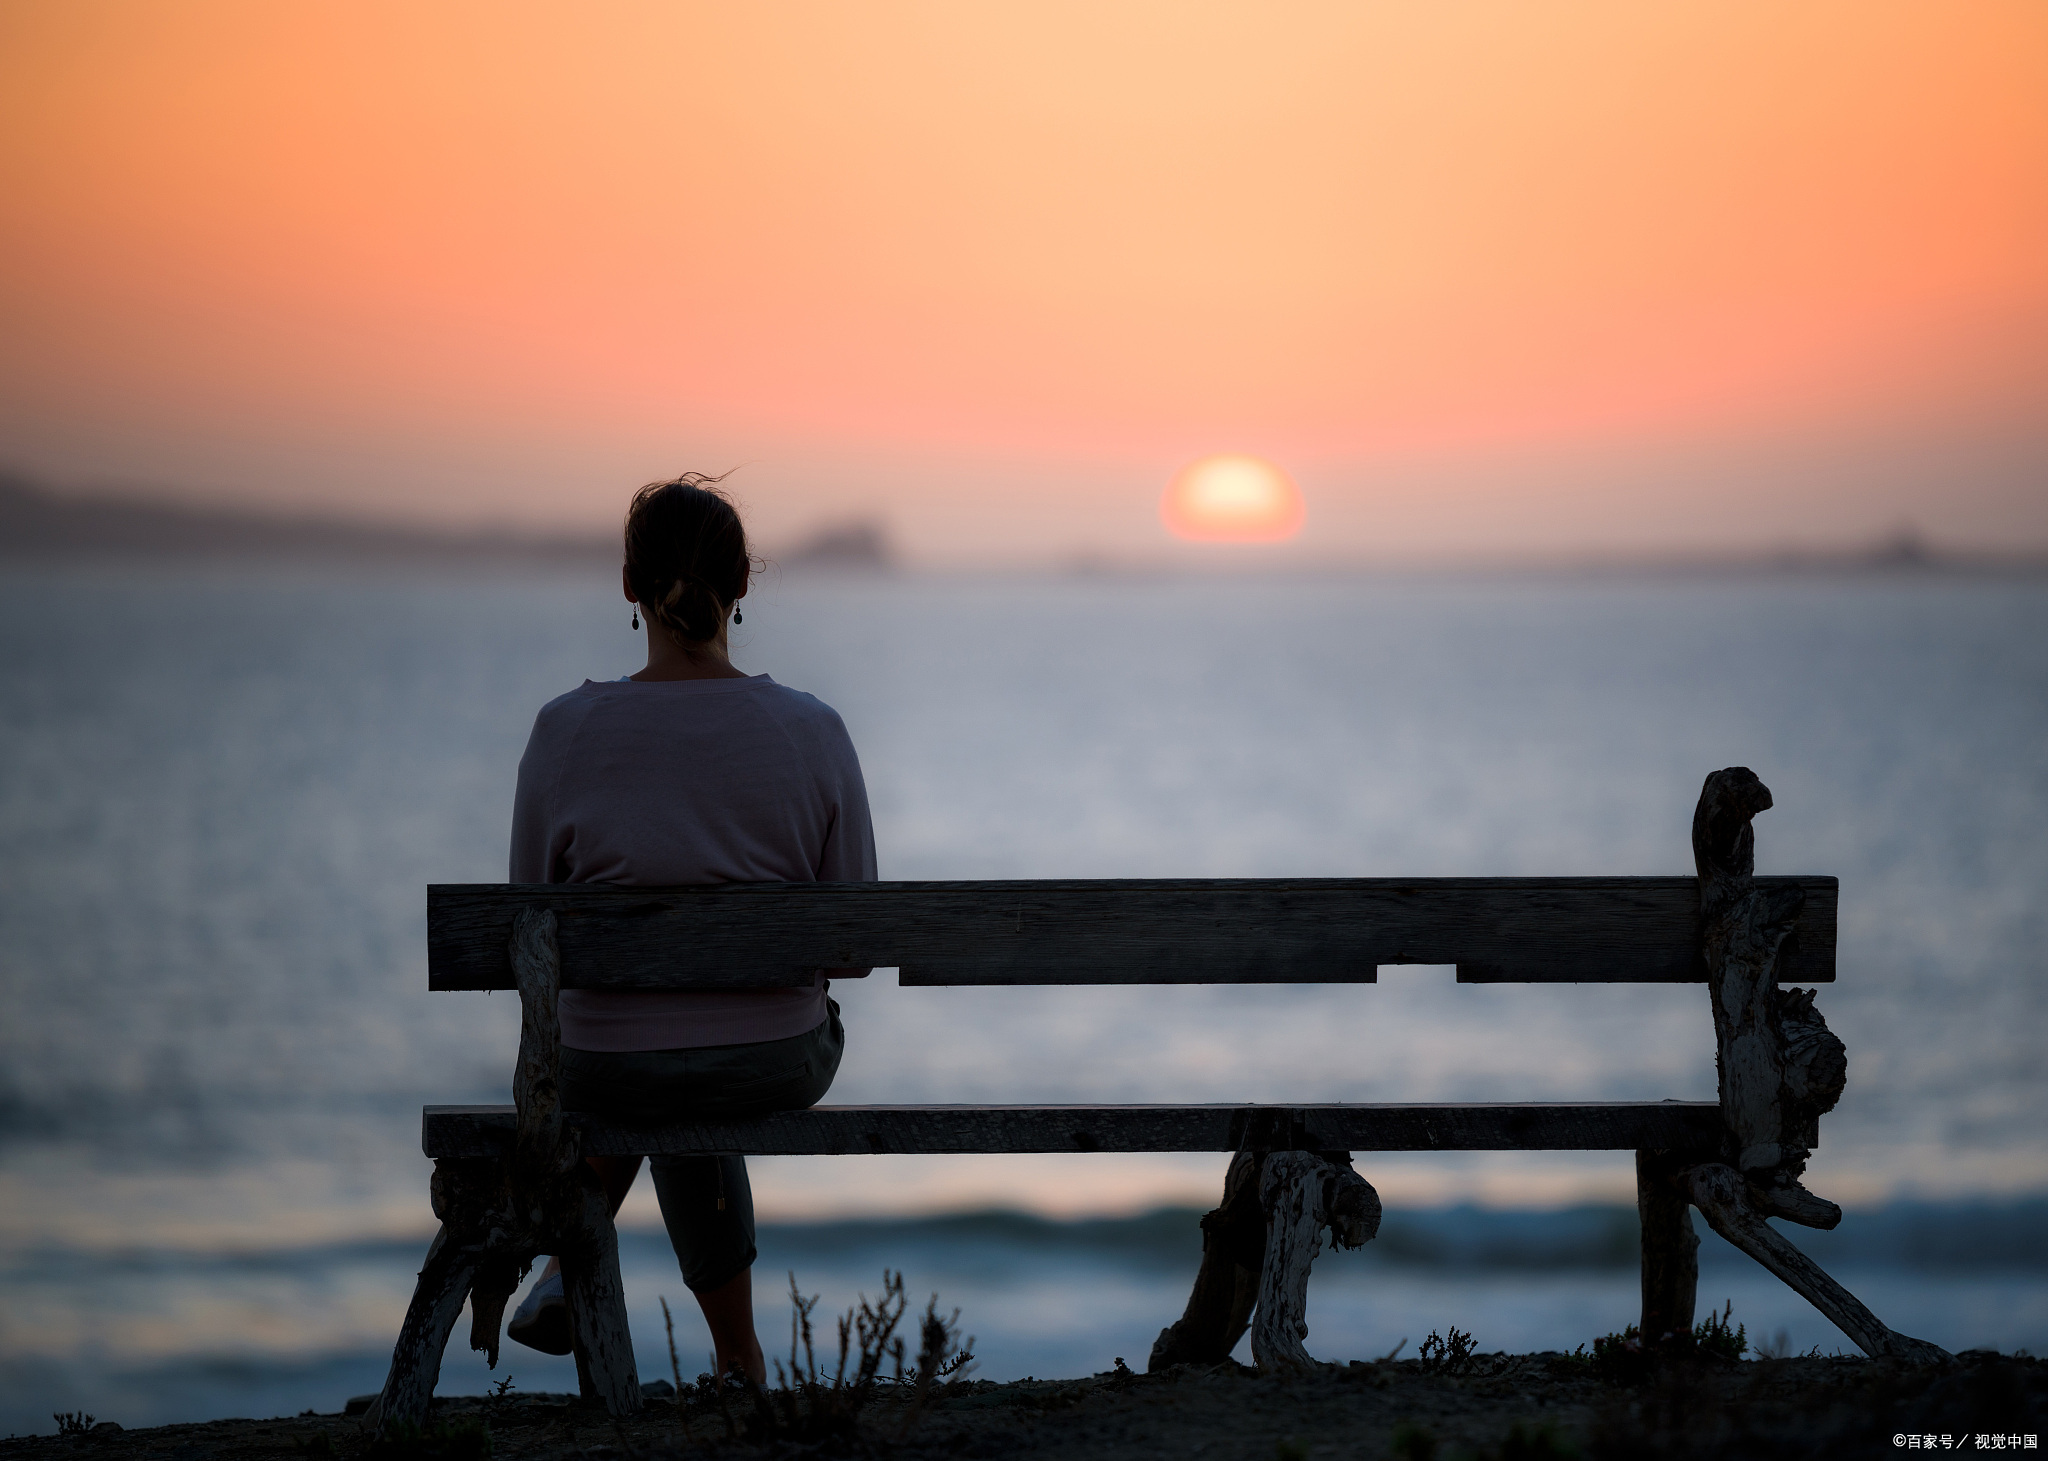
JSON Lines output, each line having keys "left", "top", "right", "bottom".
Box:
{"left": 1856, "top": 524, "right": 1933, "bottom": 569}
{"left": 0, "top": 475, "right": 614, "bottom": 563}
{"left": 775, "top": 520, "right": 895, "bottom": 571}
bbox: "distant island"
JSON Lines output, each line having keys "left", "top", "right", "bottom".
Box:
{"left": 0, "top": 476, "right": 896, "bottom": 571}
{"left": 0, "top": 474, "right": 617, "bottom": 564}
{"left": 774, "top": 519, "right": 894, "bottom": 571}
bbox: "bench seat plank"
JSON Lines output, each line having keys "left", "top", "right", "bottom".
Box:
{"left": 428, "top": 877, "right": 1836, "bottom": 991}
{"left": 422, "top": 1101, "right": 1725, "bottom": 1158}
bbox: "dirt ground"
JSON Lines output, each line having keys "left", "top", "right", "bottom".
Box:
{"left": 6, "top": 1351, "right": 2042, "bottom": 1461}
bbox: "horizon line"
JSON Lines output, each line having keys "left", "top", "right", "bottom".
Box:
{"left": 6, "top": 474, "right": 2046, "bottom": 577}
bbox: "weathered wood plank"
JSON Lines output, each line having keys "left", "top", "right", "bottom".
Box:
{"left": 423, "top": 1101, "right": 1725, "bottom": 1158}
{"left": 427, "top": 877, "right": 1837, "bottom": 990}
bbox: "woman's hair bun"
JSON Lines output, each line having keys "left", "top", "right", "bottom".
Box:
{"left": 624, "top": 472, "right": 752, "bottom": 645}
{"left": 657, "top": 574, "right": 726, "bottom": 643}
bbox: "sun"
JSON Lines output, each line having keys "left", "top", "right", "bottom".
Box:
{"left": 1160, "top": 455, "right": 1305, "bottom": 543}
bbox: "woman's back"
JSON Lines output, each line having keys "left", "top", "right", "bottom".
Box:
{"left": 513, "top": 674, "right": 872, "bottom": 885}
{"left": 511, "top": 672, "right": 876, "bottom": 1051}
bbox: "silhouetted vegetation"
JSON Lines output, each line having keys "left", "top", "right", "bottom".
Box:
{"left": 1586, "top": 1300, "right": 1748, "bottom": 1383}
{"left": 648, "top": 1269, "right": 975, "bottom": 1447}
{"left": 1419, "top": 1326, "right": 1480, "bottom": 1375}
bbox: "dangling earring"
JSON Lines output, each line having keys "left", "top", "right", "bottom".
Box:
{"left": 732, "top": 606, "right": 742, "bottom": 624}
{"left": 630, "top": 604, "right": 640, "bottom": 630}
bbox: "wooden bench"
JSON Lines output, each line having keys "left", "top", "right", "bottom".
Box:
{"left": 369, "top": 768, "right": 1949, "bottom": 1428}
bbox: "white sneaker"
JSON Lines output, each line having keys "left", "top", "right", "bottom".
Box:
{"left": 505, "top": 1270, "right": 572, "bottom": 1355}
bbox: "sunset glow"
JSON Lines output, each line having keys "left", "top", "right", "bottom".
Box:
{"left": 1162, "top": 456, "right": 1305, "bottom": 543}
{"left": 0, "top": 1, "right": 2043, "bottom": 558}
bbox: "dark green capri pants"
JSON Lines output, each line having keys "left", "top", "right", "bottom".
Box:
{"left": 560, "top": 999, "right": 843, "bottom": 1293}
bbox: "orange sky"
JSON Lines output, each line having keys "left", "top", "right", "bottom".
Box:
{"left": 2, "top": 1, "right": 2044, "bottom": 560}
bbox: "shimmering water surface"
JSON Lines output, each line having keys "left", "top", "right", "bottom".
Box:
{"left": 2, "top": 562, "right": 2044, "bottom": 1432}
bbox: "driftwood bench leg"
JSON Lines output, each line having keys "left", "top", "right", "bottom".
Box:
{"left": 1251, "top": 1151, "right": 1334, "bottom": 1372}
{"left": 369, "top": 1156, "right": 525, "bottom": 1429}
{"left": 561, "top": 1178, "right": 640, "bottom": 1411}
{"left": 1636, "top": 1148, "right": 1700, "bottom": 1345}
{"left": 1150, "top": 1150, "right": 1380, "bottom": 1373}
{"left": 1252, "top": 1151, "right": 1381, "bottom": 1372}
{"left": 372, "top": 909, "right": 641, "bottom": 1431}
{"left": 369, "top": 1224, "right": 483, "bottom": 1429}
{"left": 1151, "top": 1150, "right": 1380, "bottom": 1373}
{"left": 508, "top": 908, "right": 641, "bottom": 1414}
{"left": 1694, "top": 769, "right": 1848, "bottom": 1227}
{"left": 372, "top": 1158, "right": 638, "bottom": 1427}
{"left": 1679, "top": 1162, "right": 1949, "bottom": 1363}
{"left": 1149, "top": 1150, "right": 1266, "bottom": 1370}
{"left": 1686, "top": 769, "right": 1950, "bottom": 1365}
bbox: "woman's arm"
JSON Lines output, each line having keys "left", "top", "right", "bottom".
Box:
{"left": 815, "top": 715, "right": 879, "bottom": 977}
{"left": 509, "top": 703, "right": 574, "bottom": 884}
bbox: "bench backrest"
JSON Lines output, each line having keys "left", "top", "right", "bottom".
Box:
{"left": 427, "top": 876, "right": 1836, "bottom": 991}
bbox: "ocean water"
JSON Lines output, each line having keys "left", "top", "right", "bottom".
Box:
{"left": 1, "top": 561, "right": 2044, "bottom": 1433}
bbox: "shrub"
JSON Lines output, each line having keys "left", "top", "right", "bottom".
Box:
{"left": 1692, "top": 1301, "right": 1747, "bottom": 1363}
{"left": 1589, "top": 1301, "right": 1747, "bottom": 1382}
{"left": 1418, "top": 1326, "right": 1478, "bottom": 1376}
{"left": 668, "top": 1270, "right": 975, "bottom": 1445}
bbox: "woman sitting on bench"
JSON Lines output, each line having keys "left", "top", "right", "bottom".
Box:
{"left": 501, "top": 473, "right": 877, "bottom": 1382}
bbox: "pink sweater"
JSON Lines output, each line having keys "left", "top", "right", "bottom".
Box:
{"left": 509, "top": 674, "right": 878, "bottom": 1051}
